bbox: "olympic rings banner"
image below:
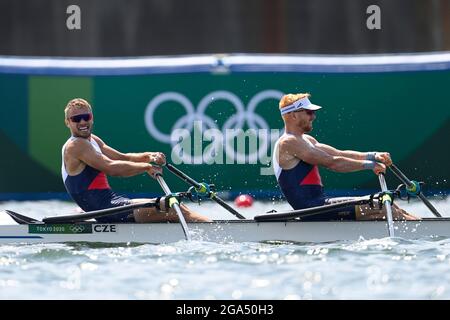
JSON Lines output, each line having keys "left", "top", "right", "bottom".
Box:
{"left": 0, "top": 54, "right": 449, "bottom": 199}
{"left": 144, "top": 90, "right": 283, "bottom": 167}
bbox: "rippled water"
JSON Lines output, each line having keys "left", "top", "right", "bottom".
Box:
{"left": 0, "top": 197, "right": 449, "bottom": 299}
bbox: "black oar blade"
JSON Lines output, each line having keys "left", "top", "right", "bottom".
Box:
{"left": 3, "top": 210, "right": 41, "bottom": 225}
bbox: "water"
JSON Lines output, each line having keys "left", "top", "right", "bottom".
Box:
{"left": 0, "top": 197, "right": 449, "bottom": 300}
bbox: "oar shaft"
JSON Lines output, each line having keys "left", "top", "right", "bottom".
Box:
{"left": 210, "top": 194, "right": 246, "bottom": 219}
{"left": 156, "top": 174, "right": 191, "bottom": 241}
{"left": 418, "top": 194, "right": 442, "bottom": 217}
{"left": 166, "top": 163, "right": 245, "bottom": 219}
{"left": 389, "top": 164, "right": 442, "bottom": 217}
{"left": 390, "top": 164, "right": 413, "bottom": 187}
{"left": 378, "top": 173, "right": 395, "bottom": 237}
{"left": 166, "top": 164, "right": 202, "bottom": 189}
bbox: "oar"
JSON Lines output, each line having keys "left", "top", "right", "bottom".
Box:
{"left": 43, "top": 201, "right": 157, "bottom": 224}
{"left": 389, "top": 164, "right": 442, "bottom": 217}
{"left": 155, "top": 173, "right": 191, "bottom": 241}
{"left": 378, "top": 173, "right": 395, "bottom": 237}
{"left": 166, "top": 163, "right": 246, "bottom": 219}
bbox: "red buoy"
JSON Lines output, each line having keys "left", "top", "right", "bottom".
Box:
{"left": 234, "top": 194, "right": 254, "bottom": 207}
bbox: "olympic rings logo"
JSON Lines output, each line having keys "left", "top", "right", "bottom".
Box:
{"left": 70, "top": 225, "right": 85, "bottom": 233}
{"left": 144, "top": 90, "right": 283, "bottom": 164}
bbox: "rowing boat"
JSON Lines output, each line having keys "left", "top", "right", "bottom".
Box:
{"left": 0, "top": 163, "right": 446, "bottom": 245}
{"left": 0, "top": 216, "right": 449, "bottom": 244}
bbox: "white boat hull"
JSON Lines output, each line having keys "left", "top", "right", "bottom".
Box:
{"left": 0, "top": 218, "right": 449, "bottom": 244}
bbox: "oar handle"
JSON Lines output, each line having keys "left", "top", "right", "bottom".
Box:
{"left": 155, "top": 174, "right": 191, "bottom": 241}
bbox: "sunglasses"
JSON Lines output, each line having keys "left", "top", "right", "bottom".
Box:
{"left": 294, "top": 109, "right": 315, "bottom": 116}
{"left": 69, "top": 113, "right": 92, "bottom": 123}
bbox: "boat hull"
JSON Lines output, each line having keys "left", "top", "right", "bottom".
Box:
{"left": 0, "top": 218, "right": 449, "bottom": 244}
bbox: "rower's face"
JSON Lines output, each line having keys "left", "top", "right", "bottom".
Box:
{"left": 293, "top": 109, "right": 316, "bottom": 133}
{"left": 65, "top": 107, "right": 94, "bottom": 138}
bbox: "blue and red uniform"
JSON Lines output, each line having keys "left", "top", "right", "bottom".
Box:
{"left": 273, "top": 134, "right": 356, "bottom": 220}
{"left": 61, "top": 137, "right": 135, "bottom": 222}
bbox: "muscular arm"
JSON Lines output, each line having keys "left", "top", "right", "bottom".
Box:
{"left": 282, "top": 135, "right": 372, "bottom": 173}
{"left": 92, "top": 135, "right": 152, "bottom": 163}
{"left": 67, "top": 138, "right": 153, "bottom": 177}
{"left": 305, "top": 135, "right": 368, "bottom": 160}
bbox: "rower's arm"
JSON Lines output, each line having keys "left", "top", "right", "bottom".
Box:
{"left": 92, "top": 135, "right": 152, "bottom": 163}
{"left": 282, "top": 136, "right": 373, "bottom": 173}
{"left": 316, "top": 144, "right": 368, "bottom": 160}
{"left": 67, "top": 139, "right": 153, "bottom": 177}
{"left": 305, "top": 135, "right": 368, "bottom": 160}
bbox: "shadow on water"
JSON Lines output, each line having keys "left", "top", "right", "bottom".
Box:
{"left": 64, "top": 242, "right": 153, "bottom": 249}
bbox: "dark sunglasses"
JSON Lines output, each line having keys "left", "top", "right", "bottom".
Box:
{"left": 294, "top": 109, "right": 315, "bottom": 116}
{"left": 69, "top": 113, "right": 92, "bottom": 123}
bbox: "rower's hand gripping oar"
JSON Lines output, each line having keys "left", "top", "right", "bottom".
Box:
{"left": 389, "top": 164, "right": 442, "bottom": 217}
{"left": 155, "top": 173, "right": 191, "bottom": 241}
{"left": 166, "top": 163, "right": 246, "bottom": 219}
{"left": 378, "top": 173, "right": 395, "bottom": 237}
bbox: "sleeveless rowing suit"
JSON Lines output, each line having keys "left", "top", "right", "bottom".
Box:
{"left": 273, "top": 133, "right": 356, "bottom": 220}
{"left": 61, "top": 136, "right": 135, "bottom": 222}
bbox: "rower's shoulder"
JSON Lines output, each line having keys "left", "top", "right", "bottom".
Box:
{"left": 278, "top": 135, "right": 309, "bottom": 156}
{"left": 90, "top": 134, "right": 107, "bottom": 148}
{"left": 278, "top": 135, "right": 295, "bottom": 149}
{"left": 279, "top": 134, "right": 298, "bottom": 143}
{"left": 303, "top": 134, "right": 318, "bottom": 144}
{"left": 65, "top": 138, "right": 92, "bottom": 155}
{"left": 280, "top": 134, "right": 312, "bottom": 146}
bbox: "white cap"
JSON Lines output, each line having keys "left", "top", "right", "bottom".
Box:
{"left": 280, "top": 97, "right": 322, "bottom": 115}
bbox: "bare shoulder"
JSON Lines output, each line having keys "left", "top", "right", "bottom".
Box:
{"left": 65, "top": 138, "right": 92, "bottom": 157}
{"left": 280, "top": 134, "right": 308, "bottom": 148}
{"left": 279, "top": 134, "right": 298, "bottom": 145}
{"left": 91, "top": 134, "right": 105, "bottom": 146}
{"left": 304, "top": 134, "right": 318, "bottom": 144}
{"left": 278, "top": 135, "right": 313, "bottom": 162}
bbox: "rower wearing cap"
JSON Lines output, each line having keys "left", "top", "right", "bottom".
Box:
{"left": 62, "top": 98, "right": 210, "bottom": 223}
{"left": 273, "top": 93, "right": 418, "bottom": 220}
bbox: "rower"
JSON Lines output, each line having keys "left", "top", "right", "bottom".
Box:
{"left": 62, "top": 98, "right": 211, "bottom": 223}
{"left": 273, "top": 93, "right": 419, "bottom": 221}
